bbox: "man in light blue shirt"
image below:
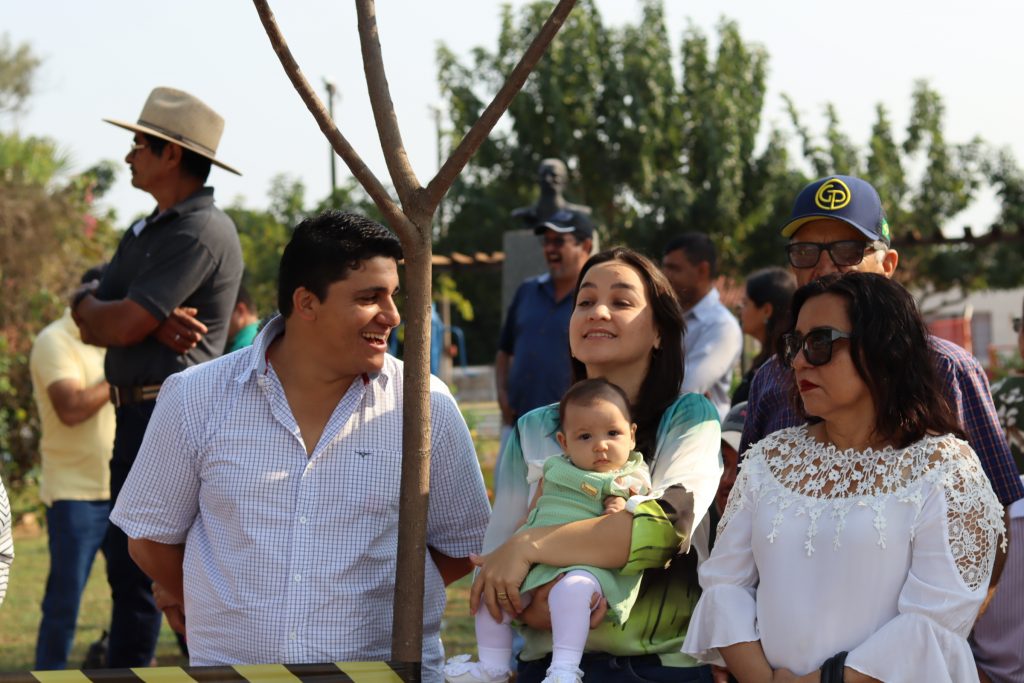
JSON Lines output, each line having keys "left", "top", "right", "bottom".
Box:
{"left": 661, "top": 233, "right": 742, "bottom": 419}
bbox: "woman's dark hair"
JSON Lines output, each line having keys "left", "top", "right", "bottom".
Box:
{"left": 558, "top": 378, "right": 633, "bottom": 429}
{"left": 277, "top": 210, "right": 403, "bottom": 317}
{"left": 746, "top": 267, "right": 797, "bottom": 367}
{"left": 570, "top": 247, "right": 685, "bottom": 459}
{"left": 788, "top": 272, "right": 963, "bottom": 447}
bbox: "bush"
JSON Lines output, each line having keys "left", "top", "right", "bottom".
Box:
{"left": 0, "top": 137, "right": 118, "bottom": 485}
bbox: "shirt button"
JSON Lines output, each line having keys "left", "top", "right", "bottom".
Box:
{"left": 294, "top": 573, "right": 302, "bottom": 582}
{"left": 299, "top": 516, "right": 308, "bottom": 524}
{"left": 289, "top": 631, "right": 297, "bottom": 641}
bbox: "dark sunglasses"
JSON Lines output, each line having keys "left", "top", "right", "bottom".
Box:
{"left": 781, "top": 327, "right": 852, "bottom": 367}
{"left": 785, "top": 240, "right": 883, "bottom": 269}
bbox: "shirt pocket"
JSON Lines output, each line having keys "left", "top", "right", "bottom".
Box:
{"left": 332, "top": 446, "right": 403, "bottom": 517}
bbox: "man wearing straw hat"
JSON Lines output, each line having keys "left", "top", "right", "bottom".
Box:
{"left": 71, "top": 86, "right": 243, "bottom": 667}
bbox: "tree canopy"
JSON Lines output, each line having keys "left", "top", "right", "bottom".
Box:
{"left": 0, "top": 36, "right": 120, "bottom": 484}
{"left": 437, "top": 0, "right": 1024, "bottom": 359}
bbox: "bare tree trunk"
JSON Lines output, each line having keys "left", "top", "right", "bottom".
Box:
{"left": 253, "top": 0, "right": 578, "bottom": 666}
{"left": 390, "top": 227, "right": 433, "bottom": 659}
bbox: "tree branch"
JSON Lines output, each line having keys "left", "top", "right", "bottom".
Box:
{"left": 355, "top": 0, "right": 422, "bottom": 209}
{"left": 252, "top": 0, "right": 407, "bottom": 231}
{"left": 423, "top": 0, "right": 579, "bottom": 209}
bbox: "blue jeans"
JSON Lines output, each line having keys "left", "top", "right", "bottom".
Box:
{"left": 518, "top": 653, "right": 713, "bottom": 683}
{"left": 35, "top": 499, "right": 110, "bottom": 670}
{"left": 104, "top": 402, "right": 163, "bottom": 667}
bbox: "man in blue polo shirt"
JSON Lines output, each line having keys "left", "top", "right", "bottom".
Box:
{"left": 496, "top": 211, "right": 593, "bottom": 445}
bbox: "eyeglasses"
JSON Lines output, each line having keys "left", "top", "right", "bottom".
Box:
{"left": 539, "top": 235, "right": 572, "bottom": 247}
{"left": 127, "top": 142, "right": 148, "bottom": 156}
{"left": 781, "top": 326, "right": 852, "bottom": 367}
{"left": 1014, "top": 317, "right": 1021, "bottom": 333}
{"left": 785, "top": 240, "right": 884, "bottom": 269}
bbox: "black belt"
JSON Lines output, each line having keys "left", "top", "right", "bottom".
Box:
{"left": 110, "top": 384, "right": 162, "bottom": 407}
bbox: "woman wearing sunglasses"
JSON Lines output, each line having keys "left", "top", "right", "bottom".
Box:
{"left": 683, "top": 272, "right": 1005, "bottom": 682}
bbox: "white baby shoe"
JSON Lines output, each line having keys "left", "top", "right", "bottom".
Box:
{"left": 442, "top": 654, "right": 511, "bottom": 683}
{"left": 540, "top": 666, "right": 584, "bottom": 683}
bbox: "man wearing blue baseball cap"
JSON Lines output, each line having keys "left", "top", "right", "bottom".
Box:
{"left": 739, "top": 175, "right": 1024, "bottom": 512}
{"left": 496, "top": 211, "right": 593, "bottom": 453}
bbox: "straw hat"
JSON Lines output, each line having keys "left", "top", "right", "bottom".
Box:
{"left": 104, "top": 87, "right": 241, "bottom": 176}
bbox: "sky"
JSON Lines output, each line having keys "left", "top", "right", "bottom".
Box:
{"left": 6, "top": 1, "right": 1024, "bottom": 234}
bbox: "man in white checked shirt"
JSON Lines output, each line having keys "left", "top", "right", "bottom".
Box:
{"left": 110, "top": 211, "right": 491, "bottom": 680}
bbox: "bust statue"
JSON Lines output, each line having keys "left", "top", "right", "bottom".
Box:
{"left": 511, "top": 158, "right": 593, "bottom": 228}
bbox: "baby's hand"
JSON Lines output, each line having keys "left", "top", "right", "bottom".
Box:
{"left": 603, "top": 496, "right": 627, "bottom": 515}
{"left": 614, "top": 475, "right": 646, "bottom": 497}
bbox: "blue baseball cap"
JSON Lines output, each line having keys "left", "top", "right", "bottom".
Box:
{"left": 780, "top": 175, "right": 891, "bottom": 246}
{"left": 534, "top": 209, "right": 595, "bottom": 240}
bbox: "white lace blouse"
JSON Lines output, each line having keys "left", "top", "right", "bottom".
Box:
{"left": 682, "top": 426, "right": 1006, "bottom": 682}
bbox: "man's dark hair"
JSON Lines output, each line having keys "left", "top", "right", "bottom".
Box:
{"left": 179, "top": 148, "right": 212, "bottom": 183}
{"left": 277, "top": 210, "right": 403, "bottom": 317}
{"left": 81, "top": 263, "right": 108, "bottom": 284}
{"left": 143, "top": 134, "right": 211, "bottom": 183}
{"left": 558, "top": 378, "right": 633, "bottom": 429}
{"left": 143, "top": 133, "right": 168, "bottom": 157}
{"left": 664, "top": 232, "right": 718, "bottom": 278}
{"left": 788, "top": 272, "right": 963, "bottom": 447}
{"left": 235, "top": 282, "right": 254, "bottom": 311}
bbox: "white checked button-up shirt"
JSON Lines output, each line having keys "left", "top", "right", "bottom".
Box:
{"left": 681, "top": 288, "right": 742, "bottom": 419}
{"left": 111, "top": 316, "right": 490, "bottom": 681}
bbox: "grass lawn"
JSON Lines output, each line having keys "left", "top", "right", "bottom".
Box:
{"left": 0, "top": 531, "right": 188, "bottom": 671}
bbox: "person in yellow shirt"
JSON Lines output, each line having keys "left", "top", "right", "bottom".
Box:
{"left": 29, "top": 264, "right": 115, "bottom": 670}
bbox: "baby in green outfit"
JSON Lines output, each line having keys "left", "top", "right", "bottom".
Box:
{"left": 445, "top": 378, "right": 651, "bottom": 683}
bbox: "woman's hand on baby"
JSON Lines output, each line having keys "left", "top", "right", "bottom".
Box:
{"left": 468, "top": 541, "right": 532, "bottom": 621}
{"left": 603, "top": 496, "right": 627, "bottom": 514}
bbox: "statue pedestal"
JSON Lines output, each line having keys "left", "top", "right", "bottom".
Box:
{"left": 501, "top": 230, "right": 547, "bottom": 312}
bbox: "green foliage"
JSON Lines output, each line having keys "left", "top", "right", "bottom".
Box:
{"left": 435, "top": 273, "right": 474, "bottom": 321}
{"left": 0, "top": 34, "right": 39, "bottom": 115}
{"left": 0, "top": 40, "right": 120, "bottom": 484}
{"left": 228, "top": 173, "right": 390, "bottom": 318}
{"left": 437, "top": 2, "right": 794, "bottom": 361}
{"left": 790, "top": 79, "right": 1017, "bottom": 296}
{"left": 227, "top": 200, "right": 292, "bottom": 317}
{"left": 0, "top": 132, "right": 121, "bottom": 484}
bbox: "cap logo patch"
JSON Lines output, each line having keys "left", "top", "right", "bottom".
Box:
{"left": 814, "top": 178, "right": 852, "bottom": 211}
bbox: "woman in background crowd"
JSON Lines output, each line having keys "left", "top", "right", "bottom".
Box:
{"left": 731, "top": 267, "right": 796, "bottom": 405}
